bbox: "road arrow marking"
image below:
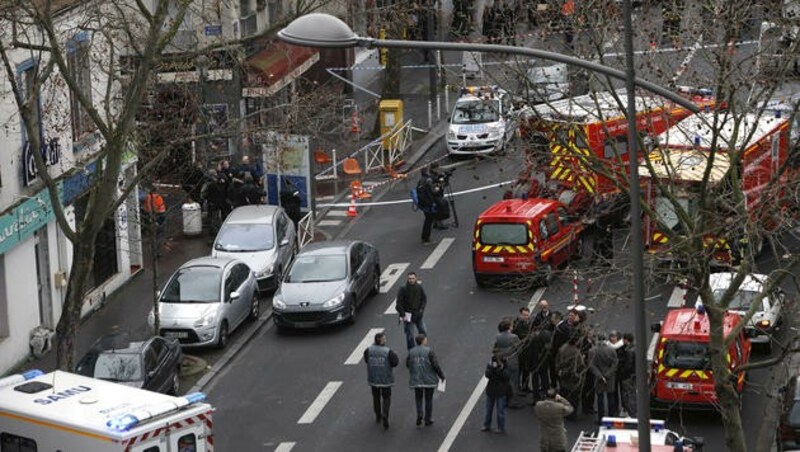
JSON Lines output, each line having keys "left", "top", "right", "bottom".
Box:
{"left": 380, "top": 263, "right": 409, "bottom": 293}
{"left": 421, "top": 237, "right": 454, "bottom": 269}
{"left": 384, "top": 298, "right": 397, "bottom": 315}
{"left": 344, "top": 328, "right": 384, "bottom": 365}
{"left": 297, "top": 381, "right": 343, "bottom": 424}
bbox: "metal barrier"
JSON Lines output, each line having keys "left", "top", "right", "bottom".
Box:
{"left": 314, "top": 119, "right": 415, "bottom": 180}
{"left": 298, "top": 211, "right": 315, "bottom": 249}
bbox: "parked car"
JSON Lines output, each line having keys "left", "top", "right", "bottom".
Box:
{"left": 148, "top": 256, "right": 259, "bottom": 348}
{"left": 75, "top": 333, "right": 182, "bottom": 395}
{"left": 777, "top": 373, "right": 800, "bottom": 451}
{"left": 212, "top": 205, "right": 297, "bottom": 292}
{"left": 708, "top": 272, "right": 784, "bottom": 352}
{"left": 272, "top": 240, "right": 380, "bottom": 330}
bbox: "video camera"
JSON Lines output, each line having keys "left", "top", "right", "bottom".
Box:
{"left": 435, "top": 167, "right": 456, "bottom": 186}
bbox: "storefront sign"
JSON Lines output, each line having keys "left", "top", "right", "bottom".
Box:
{"left": 0, "top": 183, "right": 61, "bottom": 255}
{"left": 204, "top": 25, "right": 222, "bottom": 36}
{"left": 22, "top": 138, "right": 61, "bottom": 186}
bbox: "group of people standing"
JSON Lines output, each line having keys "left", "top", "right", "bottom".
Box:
{"left": 198, "top": 156, "right": 265, "bottom": 235}
{"left": 481, "top": 301, "right": 637, "bottom": 450}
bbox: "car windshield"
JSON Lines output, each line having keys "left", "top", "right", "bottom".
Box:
{"left": 92, "top": 352, "right": 142, "bottom": 382}
{"left": 663, "top": 341, "right": 710, "bottom": 370}
{"left": 712, "top": 289, "right": 764, "bottom": 311}
{"left": 215, "top": 224, "right": 274, "bottom": 252}
{"left": 161, "top": 266, "right": 221, "bottom": 303}
{"left": 480, "top": 223, "right": 529, "bottom": 246}
{"left": 286, "top": 255, "right": 347, "bottom": 283}
{"left": 451, "top": 99, "right": 501, "bottom": 124}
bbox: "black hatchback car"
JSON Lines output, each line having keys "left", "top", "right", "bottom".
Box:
{"left": 76, "top": 333, "right": 183, "bottom": 394}
{"left": 778, "top": 374, "right": 800, "bottom": 450}
{"left": 272, "top": 240, "right": 380, "bottom": 329}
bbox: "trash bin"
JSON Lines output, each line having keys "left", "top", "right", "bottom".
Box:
{"left": 182, "top": 202, "right": 202, "bottom": 236}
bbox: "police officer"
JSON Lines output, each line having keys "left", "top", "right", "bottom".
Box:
{"left": 364, "top": 332, "right": 399, "bottom": 429}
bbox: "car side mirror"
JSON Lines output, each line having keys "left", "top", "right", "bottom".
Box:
{"left": 650, "top": 322, "right": 661, "bottom": 333}
{"left": 230, "top": 291, "right": 240, "bottom": 301}
{"left": 280, "top": 238, "right": 290, "bottom": 247}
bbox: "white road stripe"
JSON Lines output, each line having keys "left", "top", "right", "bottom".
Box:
{"left": 380, "top": 263, "right": 409, "bottom": 293}
{"left": 421, "top": 238, "right": 454, "bottom": 269}
{"left": 344, "top": 328, "right": 384, "bottom": 365}
{"left": 384, "top": 298, "right": 397, "bottom": 315}
{"left": 297, "top": 381, "right": 343, "bottom": 424}
{"left": 327, "top": 210, "right": 348, "bottom": 217}
{"left": 275, "top": 442, "right": 296, "bottom": 452}
{"left": 317, "top": 220, "right": 342, "bottom": 226}
{"left": 438, "top": 376, "right": 488, "bottom": 452}
{"left": 667, "top": 286, "right": 687, "bottom": 308}
{"left": 528, "top": 287, "right": 546, "bottom": 310}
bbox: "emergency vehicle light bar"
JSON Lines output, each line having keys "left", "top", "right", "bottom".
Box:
{"left": 601, "top": 417, "right": 665, "bottom": 432}
{"left": 106, "top": 392, "right": 208, "bottom": 432}
{"left": 0, "top": 369, "right": 43, "bottom": 390}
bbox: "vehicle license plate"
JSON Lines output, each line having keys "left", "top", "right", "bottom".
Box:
{"left": 667, "top": 382, "right": 693, "bottom": 390}
{"left": 483, "top": 256, "right": 504, "bottom": 263}
{"left": 165, "top": 331, "right": 189, "bottom": 339}
{"left": 461, "top": 124, "right": 487, "bottom": 134}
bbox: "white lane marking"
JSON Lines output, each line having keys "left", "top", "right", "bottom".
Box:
{"left": 384, "top": 298, "right": 397, "bottom": 315}
{"left": 275, "top": 442, "right": 296, "bottom": 452}
{"left": 438, "top": 376, "right": 488, "bottom": 452}
{"left": 297, "top": 381, "right": 343, "bottom": 424}
{"left": 421, "top": 238, "right": 455, "bottom": 269}
{"left": 318, "top": 220, "right": 343, "bottom": 226}
{"left": 380, "top": 263, "right": 409, "bottom": 293}
{"left": 344, "top": 328, "right": 384, "bottom": 365}
{"left": 667, "top": 286, "right": 687, "bottom": 308}
{"left": 327, "top": 210, "right": 348, "bottom": 217}
{"left": 528, "top": 287, "right": 546, "bottom": 310}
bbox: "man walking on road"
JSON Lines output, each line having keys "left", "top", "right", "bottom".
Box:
{"left": 364, "top": 332, "right": 399, "bottom": 429}
{"left": 534, "top": 388, "right": 574, "bottom": 452}
{"left": 396, "top": 272, "right": 428, "bottom": 350}
{"left": 407, "top": 334, "right": 445, "bottom": 426}
{"left": 493, "top": 318, "right": 523, "bottom": 408}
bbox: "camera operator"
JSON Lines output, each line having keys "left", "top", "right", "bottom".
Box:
{"left": 430, "top": 163, "right": 455, "bottom": 230}
{"left": 417, "top": 163, "right": 448, "bottom": 245}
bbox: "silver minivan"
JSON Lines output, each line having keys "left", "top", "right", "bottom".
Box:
{"left": 148, "top": 256, "right": 259, "bottom": 348}
{"left": 212, "top": 205, "right": 297, "bottom": 292}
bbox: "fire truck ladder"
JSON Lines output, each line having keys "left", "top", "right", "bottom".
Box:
{"left": 571, "top": 431, "right": 606, "bottom": 452}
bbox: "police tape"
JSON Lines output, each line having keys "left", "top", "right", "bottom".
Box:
{"left": 317, "top": 179, "right": 515, "bottom": 208}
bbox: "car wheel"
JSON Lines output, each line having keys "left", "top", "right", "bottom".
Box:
{"left": 216, "top": 321, "right": 229, "bottom": 349}
{"left": 369, "top": 266, "right": 381, "bottom": 296}
{"left": 168, "top": 372, "right": 179, "bottom": 395}
{"left": 249, "top": 294, "right": 261, "bottom": 320}
{"left": 348, "top": 301, "right": 358, "bottom": 324}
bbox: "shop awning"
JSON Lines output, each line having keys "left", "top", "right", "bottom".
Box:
{"left": 242, "top": 42, "right": 319, "bottom": 98}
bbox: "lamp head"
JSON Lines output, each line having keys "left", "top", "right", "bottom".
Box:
{"left": 278, "top": 13, "right": 360, "bottom": 48}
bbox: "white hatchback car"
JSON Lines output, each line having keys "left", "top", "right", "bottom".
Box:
{"left": 709, "top": 272, "right": 784, "bottom": 352}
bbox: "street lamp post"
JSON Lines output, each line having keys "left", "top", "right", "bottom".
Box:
{"left": 278, "top": 13, "right": 688, "bottom": 450}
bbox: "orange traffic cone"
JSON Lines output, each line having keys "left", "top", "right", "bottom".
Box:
{"left": 346, "top": 193, "right": 358, "bottom": 217}
{"left": 351, "top": 110, "right": 361, "bottom": 134}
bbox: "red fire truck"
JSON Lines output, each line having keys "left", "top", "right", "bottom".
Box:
{"left": 642, "top": 111, "right": 795, "bottom": 264}
{"left": 517, "top": 87, "right": 716, "bottom": 201}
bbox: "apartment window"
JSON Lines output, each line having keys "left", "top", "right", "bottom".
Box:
{"left": 267, "top": 0, "right": 283, "bottom": 25}
{"left": 67, "top": 33, "right": 94, "bottom": 140}
{"left": 240, "top": 0, "right": 252, "bottom": 16}
{"left": 18, "top": 60, "right": 42, "bottom": 149}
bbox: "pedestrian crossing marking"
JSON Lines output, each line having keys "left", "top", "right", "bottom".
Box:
{"left": 380, "top": 263, "right": 409, "bottom": 293}
{"left": 297, "top": 381, "right": 343, "bottom": 424}
{"left": 327, "top": 210, "right": 348, "bottom": 217}
{"left": 318, "top": 220, "right": 342, "bottom": 226}
{"left": 275, "top": 442, "right": 296, "bottom": 452}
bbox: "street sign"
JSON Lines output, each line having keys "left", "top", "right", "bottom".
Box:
{"left": 204, "top": 25, "right": 222, "bottom": 36}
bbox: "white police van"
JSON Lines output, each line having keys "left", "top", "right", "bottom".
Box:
{"left": 0, "top": 370, "right": 215, "bottom": 451}
{"left": 446, "top": 86, "right": 516, "bottom": 156}
{"left": 572, "top": 417, "right": 703, "bottom": 451}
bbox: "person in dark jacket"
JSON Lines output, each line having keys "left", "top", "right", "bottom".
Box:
{"left": 549, "top": 309, "right": 580, "bottom": 386}
{"left": 364, "top": 332, "right": 399, "bottom": 429}
{"left": 407, "top": 334, "right": 445, "bottom": 426}
{"left": 182, "top": 161, "right": 207, "bottom": 203}
{"left": 555, "top": 335, "right": 585, "bottom": 421}
{"left": 529, "top": 315, "right": 555, "bottom": 403}
{"left": 512, "top": 307, "right": 532, "bottom": 392}
{"left": 493, "top": 318, "right": 523, "bottom": 408}
{"left": 618, "top": 332, "right": 637, "bottom": 417}
{"left": 203, "top": 169, "right": 230, "bottom": 236}
{"left": 240, "top": 173, "right": 263, "bottom": 205}
{"left": 396, "top": 272, "right": 428, "bottom": 350}
{"left": 589, "top": 333, "right": 619, "bottom": 423}
{"left": 280, "top": 179, "right": 303, "bottom": 229}
{"left": 481, "top": 355, "right": 512, "bottom": 433}
{"left": 227, "top": 173, "right": 248, "bottom": 208}
{"left": 531, "top": 299, "right": 553, "bottom": 331}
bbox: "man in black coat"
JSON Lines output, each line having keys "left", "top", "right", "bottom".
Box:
{"left": 203, "top": 169, "right": 230, "bottom": 236}
{"left": 396, "top": 272, "right": 428, "bottom": 350}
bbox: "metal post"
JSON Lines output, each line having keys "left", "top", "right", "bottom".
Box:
{"left": 436, "top": 94, "right": 441, "bottom": 120}
{"left": 426, "top": 5, "right": 438, "bottom": 107}
{"left": 445, "top": 86, "right": 450, "bottom": 112}
{"left": 427, "top": 100, "right": 433, "bottom": 129}
{"left": 332, "top": 148, "right": 338, "bottom": 179}
{"left": 623, "top": 0, "right": 651, "bottom": 449}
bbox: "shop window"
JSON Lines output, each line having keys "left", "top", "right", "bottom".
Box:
{"left": 67, "top": 33, "right": 95, "bottom": 140}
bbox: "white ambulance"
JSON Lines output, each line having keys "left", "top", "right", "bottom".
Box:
{"left": 0, "top": 370, "right": 214, "bottom": 451}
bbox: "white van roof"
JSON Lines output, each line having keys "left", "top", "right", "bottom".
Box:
{"left": 0, "top": 370, "right": 209, "bottom": 440}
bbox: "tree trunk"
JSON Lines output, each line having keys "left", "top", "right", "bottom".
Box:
{"left": 55, "top": 232, "right": 97, "bottom": 370}
{"left": 706, "top": 303, "right": 748, "bottom": 452}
